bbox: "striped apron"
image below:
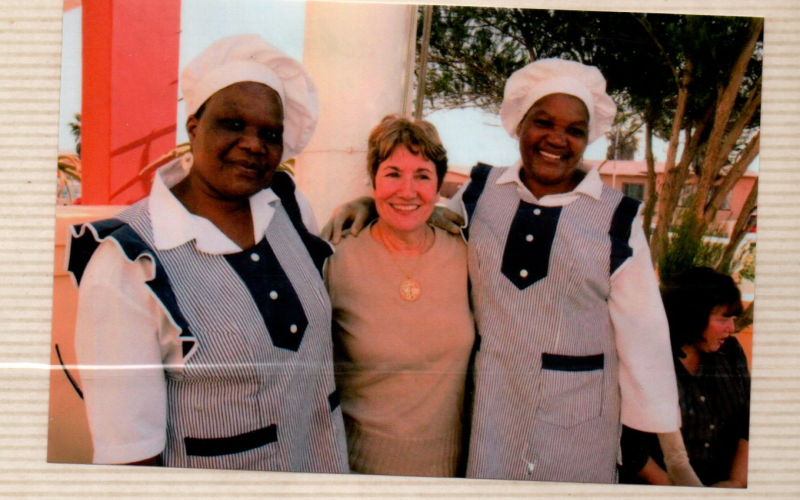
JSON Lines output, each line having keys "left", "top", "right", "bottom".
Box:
{"left": 68, "top": 178, "right": 348, "bottom": 472}
{"left": 463, "top": 165, "right": 639, "bottom": 483}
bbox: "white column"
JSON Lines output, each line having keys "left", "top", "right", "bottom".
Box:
{"left": 295, "top": 2, "right": 417, "bottom": 225}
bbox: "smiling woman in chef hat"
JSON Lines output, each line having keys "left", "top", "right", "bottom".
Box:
{"left": 454, "top": 58, "right": 700, "bottom": 486}
{"left": 69, "top": 34, "right": 348, "bottom": 472}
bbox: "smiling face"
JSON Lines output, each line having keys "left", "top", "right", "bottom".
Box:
{"left": 693, "top": 305, "right": 737, "bottom": 354}
{"left": 372, "top": 145, "right": 439, "bottom": 235}
{"left": 185, "top": 81, "right": 284, "bottom": 202}
{"left": 517, "top": 93, "right": 590, "bottom": 198}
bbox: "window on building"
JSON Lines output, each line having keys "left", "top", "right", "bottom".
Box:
{"left": 622, "top": 183, "right": 645, "bottom": 201}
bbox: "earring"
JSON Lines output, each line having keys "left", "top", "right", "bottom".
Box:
{"left": 181, "top": 151, "right": 194, "bottom": 170}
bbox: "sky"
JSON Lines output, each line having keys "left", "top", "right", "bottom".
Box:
{"left": 58, "top": 0, "right": 305, "bottom": 153}
{"left": 57, "top": 0, "right": 755, "bottom": 172}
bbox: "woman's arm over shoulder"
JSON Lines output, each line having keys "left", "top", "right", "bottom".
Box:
{"left": 74, "top": 240, "right": 177, "bottom": 465}
{"left": 320, "top": 197, "right": 376, "bottom": 244}
{"left": 445, "top": 181, "right": 469, "bottom": 217}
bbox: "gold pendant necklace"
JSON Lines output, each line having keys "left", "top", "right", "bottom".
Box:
{"left": 399, "top": 278, "right": 421, "bottom": 302}
{"left": 373, "top": 222, "right": 429, "bottom": 302}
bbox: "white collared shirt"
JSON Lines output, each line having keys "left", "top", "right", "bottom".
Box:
{"left": 448, "top": 161, "right": 680, "bottom": 433}
{"left": 447, "top": 160, "right": 602, "bottom": 215}
{"left": 150, "top": 159, "right": 318, "bottom": 253}
{"left": 73, "top": 160, "right": 319, "bottom": 464}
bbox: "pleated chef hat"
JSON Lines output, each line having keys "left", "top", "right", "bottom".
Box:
{"left": 181, "top": 34, "right": 318, "bottom": 162}
{"left": 500, "top": 58, "right": 616, "bottom": 145}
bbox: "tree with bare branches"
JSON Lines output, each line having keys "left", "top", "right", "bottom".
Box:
{"left": 419, "top": 8, "right": 761, "bottom": 288}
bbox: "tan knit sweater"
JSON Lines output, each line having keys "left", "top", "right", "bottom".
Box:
{"left": 326, "top": 225, "right": 475, "bottom": 477}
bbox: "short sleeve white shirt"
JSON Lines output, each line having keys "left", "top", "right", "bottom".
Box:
{"left": 73, "top": 161, "right": 319, "bottom": 464}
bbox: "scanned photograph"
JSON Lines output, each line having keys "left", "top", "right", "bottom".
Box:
{"left": 48, "top": 0, "right": 760, "bottom": 488}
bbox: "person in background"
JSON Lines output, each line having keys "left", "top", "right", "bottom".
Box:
{"left": 326, "top": 115, "right": 474, "bottom": 477}
{"left": 326, "top": 58, "right": 700, "bottom": 485}
{"left": 621, "top": 267, "right": 749, "bottom": 487}
{"left": 69, "top": 35, "right": 347, "bottom": 471}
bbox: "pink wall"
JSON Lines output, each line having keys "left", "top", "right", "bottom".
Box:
{"left": 81, "top": 0, "right": 181, "bottom": 205}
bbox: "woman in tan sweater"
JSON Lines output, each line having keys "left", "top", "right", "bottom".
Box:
{"left": 325, "top": 115, "right": 475, "bottom": 477}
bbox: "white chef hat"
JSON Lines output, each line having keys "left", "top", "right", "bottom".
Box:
{"left": 500, "top": 58, "right": 616, "bottom": 145}
{"left": 181, "top": 34, "right": 318, "bottom": 162}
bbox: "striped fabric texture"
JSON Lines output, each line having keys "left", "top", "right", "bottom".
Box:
{"left": 110, "top": 200, "right": 348, "bottom": 472}
{"left": 465, "top": 166, "right": 635, "bottom": 483}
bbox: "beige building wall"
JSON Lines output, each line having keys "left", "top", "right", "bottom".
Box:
{"left": 295, "top": 2, "right": 417, "bottom": 225}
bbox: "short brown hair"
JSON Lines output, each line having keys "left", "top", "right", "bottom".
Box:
{"left": 661, "top": 267, "right": 743, "bottom": 357}
{"left": 366, "top": 115, "right": 448, "bottom": 190}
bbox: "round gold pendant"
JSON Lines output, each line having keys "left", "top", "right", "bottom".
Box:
{"left": 399, "top": 279, "right": 421, "bottom": 302}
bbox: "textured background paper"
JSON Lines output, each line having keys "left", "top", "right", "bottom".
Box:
{"left": 0, "top": 0, "right": 796, "bottom": 498}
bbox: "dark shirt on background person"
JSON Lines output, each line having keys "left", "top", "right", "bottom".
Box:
{"left": 620, "top": 336, "right": 750, "bottom": 486}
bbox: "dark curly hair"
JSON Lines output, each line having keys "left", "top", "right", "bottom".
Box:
{"left": 661, "top": 267, "right": 743, "bottom": 357}
{"left": 366, "top": 115, "right": 448, "bottom": 190}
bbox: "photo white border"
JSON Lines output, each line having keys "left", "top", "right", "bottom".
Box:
{"left": 0, "top": 0, "right": 797, "bottom": 498}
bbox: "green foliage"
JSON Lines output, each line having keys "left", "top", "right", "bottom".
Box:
{"left": 733, "top": 241, "right": 756, "bottom": 283}
{"left": 69, "top": 113, "right": 81, "bottom": 158}
{"left": 57, "top": 153, "right": 81, "bottom": 204}
{"left": 626, "top": 15, "right": 760, "bottom": 135}
{"left": 420, "top": 7, "right": 761, "bottom": 291}
{"left": 646, "top": 191, "right": 756, "bottom": 284}
{"left": 419, "top": 9, "right": 762, "bottom": 166}
{"left": 419, "top": 8, "right": 614, "bottom": 113}
{"left": 606, "top": 102, "right": 642, "bottom": 160}
{"left": 657, "top": 205, "right": 727, "bottom": 282}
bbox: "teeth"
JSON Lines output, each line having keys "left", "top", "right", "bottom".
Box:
{"left": 540, "top": 151, "right": 562, "bottom": 160}
{"left": 392, "top": 205, "right": 418, "bottom": 212}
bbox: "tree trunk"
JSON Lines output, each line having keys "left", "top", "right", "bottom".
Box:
{"left": 705, "top": 131, "right": 760, "bottom": 226}
{"left": 642, "top": 112, "right": 658, "bottom": 243}
{"left": 691, "top": 18, "right": 763, "bottom": 226}
{"left": 718, "top": 178, "right": 758, "bottom": 273}
{"left": 649, "top": 64, "right": 692, "bottom": 266}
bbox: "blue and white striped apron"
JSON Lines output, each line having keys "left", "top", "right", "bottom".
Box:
{"left": 68, "top": 176, "right": 348, "bottom": 472}
{"left": 463, "top": 165, "right": 639, "bottom": 483}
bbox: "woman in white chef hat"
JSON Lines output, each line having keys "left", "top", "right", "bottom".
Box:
{"left": 453, "top": 58, "right": 699, "bottom": 485}
{"left": 69, "top": 34, "right": 348, "bottom": 472}
{"left": 328, "top": 58, "right": 701, "bottom": 486}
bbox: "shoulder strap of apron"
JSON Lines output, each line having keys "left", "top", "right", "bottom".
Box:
{"left": 460, "top": 163, "right": 493, "bottom": 242}
{"left": 609, "top": 194, "right": 641, "bottom": 275}
{"left": 270, "top": 170, "right": 333, "bottom": 274}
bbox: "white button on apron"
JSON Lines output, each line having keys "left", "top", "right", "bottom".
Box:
{"left": 520, "top": 269, "right": 529, "bottom": 278}
{"left": 290, "top": 324, "right": 298, "bottom": 334}
{"left": 533, "top": 208, "right": 542, "bottom": 215}
{"left": 526, "top": 234, "right": 534, "bottom": 242}
{"left": 269, "top": 291, "right": 278, "bottom": 300}
{"left": 250, "top": 253, "right": 260, "bottom": 262}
